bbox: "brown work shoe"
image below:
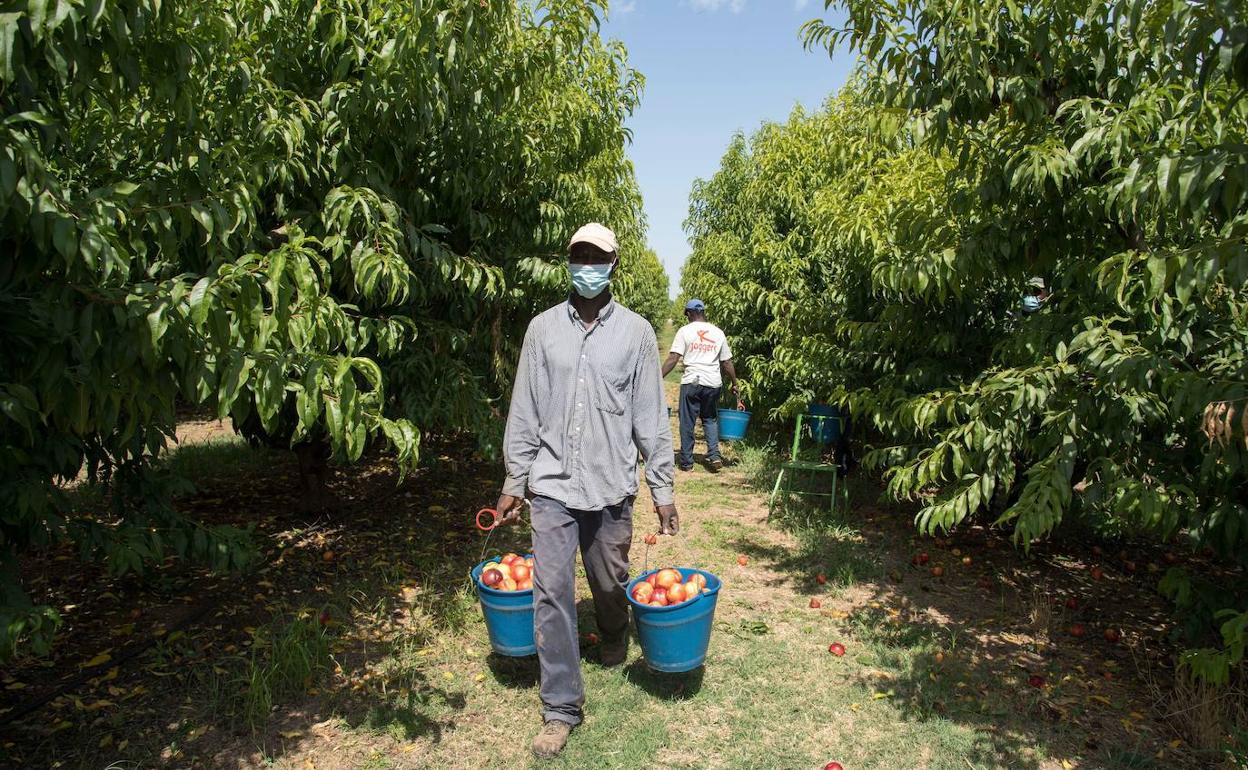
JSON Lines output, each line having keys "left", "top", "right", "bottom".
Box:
{"left": 599, "top": 633, "right": 628, "bottom": 667}
{"left": 532, "top": 719, "right": 574, "bottom": 759}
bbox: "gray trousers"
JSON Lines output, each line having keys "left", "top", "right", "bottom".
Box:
{"left": 530, "top": 494, "right": 633, "bottom": 726}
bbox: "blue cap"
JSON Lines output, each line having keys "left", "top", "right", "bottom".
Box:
{"left": 684, "top": 298, "right": 705, "bottom": 311}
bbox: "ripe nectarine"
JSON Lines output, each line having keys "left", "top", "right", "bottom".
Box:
{"left": 656, "top": 569, "right": 681, "bottom": 590}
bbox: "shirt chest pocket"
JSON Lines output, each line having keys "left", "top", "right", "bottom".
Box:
{"left": 592, "top": 359, "right": 632, "bottom": 416}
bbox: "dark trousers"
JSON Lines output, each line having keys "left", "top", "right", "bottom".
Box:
{"left": 530, "top": 494, "right": 633, "bottom": 726}
{"left": 678, "top": 383, "right": 722, "bottom": 467}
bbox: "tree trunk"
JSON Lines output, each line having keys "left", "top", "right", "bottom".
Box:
{"left": 293, "top": 438, "right": 332, "bottom": 513}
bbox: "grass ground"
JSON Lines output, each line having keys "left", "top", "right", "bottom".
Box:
{"left": 0, "top": 323, "right": 1229, "bottom": 769}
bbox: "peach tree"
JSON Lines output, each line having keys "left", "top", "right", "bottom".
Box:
{"left": 0, "top": 0, "right": 645, "bottom": 659}
{"left": 683, "top": 0, "right": 1247, "bottom": 680}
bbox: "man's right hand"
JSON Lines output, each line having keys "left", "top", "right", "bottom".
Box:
{"left": 495, "top": 493, "right": 524, "bottom": 526}
{"left": 656, "top": 503, "right": 679, "bottom": 535}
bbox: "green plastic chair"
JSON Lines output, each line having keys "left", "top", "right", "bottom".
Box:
{"left": 768, "top": 413, "right": 850, "bottom": 518}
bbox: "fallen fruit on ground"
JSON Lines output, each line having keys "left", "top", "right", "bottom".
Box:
{"left": 1104, "top": 628, "right": 1121, "bottom": 643}
{"left": 1070, "top": 623, "right": 1086, "bottom": 637}
{"left": 828, "top": 642, "right": 846, "bottom": 656}
{"left": 930, "top": 566, "right": 944, "bottom": 577}
{"left": 917, "top": 552, "right": 930, "bottom": 565}
{"left": 809, "top": 597, "right": 822, "bottom": 609}
{"left": 322, "top": 551, "right": 335, "bottom": 562}
{"left": 934, "top": 651, "right": 945, "bottom": 664}
{"left": 824, "top": 763, "right": 844, "bottom": 770}
{"left": 737, "top": 554, "right": 748, "bottom": 566}
{"left": 1090, "top": 567, "right": 1104, "bottom": 580}
{"left": 961, "top": 556, "right": 972, "bottom": 566}
{"left": 1065, "top": 597, "right": 1078, "bottom": 609}
{"left": 1028, "top": 674, "right": 1045, "bottom": 688}
{"left": 644, "top": 533, "right": 658, "bottom": 546}
{"left": 816, "top": 572, "right": 828, "bottom": 584}
{"left": 585, "top": 632, "right": 599, "bottom": 645}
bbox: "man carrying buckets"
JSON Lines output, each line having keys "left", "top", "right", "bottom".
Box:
{"left": 494, "top": 222, "right": 678, "bottom": 759}
{"left": 662, "top": 298, "right": 739, "bottom": 472}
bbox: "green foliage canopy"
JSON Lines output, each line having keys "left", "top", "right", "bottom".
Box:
{"left": 0, "top": 0, "right": 645, "bottom": 659}
{"left": 615, "top": 245, "right": 670, "bottom": 330}
{"left": 683, "top": 0, "right": 1248, "bottom": 679}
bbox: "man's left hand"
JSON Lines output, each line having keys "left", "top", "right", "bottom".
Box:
{"left": 655, "top": 504, "right": 679, "bottom": 535}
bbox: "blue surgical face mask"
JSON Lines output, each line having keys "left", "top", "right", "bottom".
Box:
{"left": 1021, "top": 295, "right": 1042, "bottom": 313}
{"left": 569, "top": 261, "right": 615, "bottom": 299}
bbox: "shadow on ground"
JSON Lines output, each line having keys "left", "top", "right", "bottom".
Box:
{"left": 724, "top": 471, "right": 1192, "bottom": 770}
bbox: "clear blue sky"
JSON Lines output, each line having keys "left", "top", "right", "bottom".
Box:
{"left": 601, "top": 0, "right": 853, "bottom": 296}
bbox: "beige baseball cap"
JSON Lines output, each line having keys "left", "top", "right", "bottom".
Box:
{"left": 568, "top": 222, "right": 618, "bottom": 254}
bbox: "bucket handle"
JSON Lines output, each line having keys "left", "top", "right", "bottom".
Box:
{"left": 475, "top": 507, "right": 501, "bottom": 532}
{"left": 472, "top": 503, "right": 529, "bottom": 572}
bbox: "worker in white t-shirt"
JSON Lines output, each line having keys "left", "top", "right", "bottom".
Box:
{"left": 661, "top": 299, "right": 739, "bottom": 472}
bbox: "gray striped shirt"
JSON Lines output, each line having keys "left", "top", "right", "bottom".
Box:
{"left": 502, "top": 298, "right": 675, "bottom": 510}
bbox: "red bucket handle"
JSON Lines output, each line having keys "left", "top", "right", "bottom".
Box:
{"left": 475, "top": 508, "right": 500, "bottom": 532}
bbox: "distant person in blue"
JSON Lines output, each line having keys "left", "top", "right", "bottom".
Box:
{"left": 662, "top": 299, "right": 739, "bottom": 472}
{"left": 1022, "top": 276, "right": 1048, "bottom": 314}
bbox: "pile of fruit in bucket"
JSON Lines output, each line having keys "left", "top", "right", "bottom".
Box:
{"left": 478, "top": 553, "right": 534, "bottom": 591}
{"left": 630, "top": 567, "right": 709, "bottom": 606}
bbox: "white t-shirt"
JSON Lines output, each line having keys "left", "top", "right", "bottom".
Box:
{"left": 671, "top": 321, "right": 732, "bottom": 387}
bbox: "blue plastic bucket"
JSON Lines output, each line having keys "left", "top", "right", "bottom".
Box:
{"left": 472, "top": 557, "right": 536, "bottom": 656}
{"left": 627, "top": 568, "right": 722, "bottom": 672}
{"left": 808, "top": 403, "right": 843, "bottom": 445}
{"left": 717, "top": 408, "right": 751, "bottom": 441}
